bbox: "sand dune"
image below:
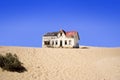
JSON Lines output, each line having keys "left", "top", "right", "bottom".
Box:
{"left": 0, "top": 46, "right": 120, "bottom": 80}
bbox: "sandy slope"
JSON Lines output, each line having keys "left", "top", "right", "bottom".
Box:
{"left": 0, "top": 46, "right": 120, "bottom": 80}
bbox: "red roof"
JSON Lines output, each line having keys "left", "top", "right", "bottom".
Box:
{"left": 66, "top": 31, "right": 80, "bottom": 40}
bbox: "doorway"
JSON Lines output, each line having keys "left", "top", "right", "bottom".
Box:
{"left": 60, "top": 40, "right": 62, "bottom": 47}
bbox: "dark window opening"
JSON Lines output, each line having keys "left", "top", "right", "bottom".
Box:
{"left": 44, "top": 41, "right": 50, "bottom": 45}
{"left": 60, "top": 33, "right": 62, "bottom": 36}
{"left": 56, "top": 40, "right": 58, "bottom": 45}
{"left": 65, "top": 40, "right": 67, "bottom": 45}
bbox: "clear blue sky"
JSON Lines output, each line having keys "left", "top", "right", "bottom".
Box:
{"left": 0, "top": 0, "right": 120, "bottom": 47}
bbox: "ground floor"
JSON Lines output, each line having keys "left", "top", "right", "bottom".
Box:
{"left": 42, "top": 38, "right": 79, "bottom": 48}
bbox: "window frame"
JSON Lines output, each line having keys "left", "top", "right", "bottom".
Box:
{"left": 69, "top": 40, "right": 71, "bottom": 45}
{"left": 65, "top": 40, "right": 67, "bottom": 45}
{"left": 56, "top": 40, "right": 58, "bottom": 45}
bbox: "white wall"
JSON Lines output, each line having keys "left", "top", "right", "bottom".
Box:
{"left": 73, "top": 35, "right": 79, "bottom": 47}
{"left": 52, "top": 37, "right": 74, "bottom": 48}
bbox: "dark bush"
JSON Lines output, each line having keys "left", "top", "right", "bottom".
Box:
{"left": 0, "top": 53, "right": 27, "bottom": 73}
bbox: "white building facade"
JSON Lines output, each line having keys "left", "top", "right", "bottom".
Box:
{"left": 42, "top": 29, "right": 80, "bottom": 48}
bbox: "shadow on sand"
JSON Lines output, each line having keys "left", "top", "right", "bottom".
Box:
{"left": 80, "top": 46, "right": 89, "bottom": 49}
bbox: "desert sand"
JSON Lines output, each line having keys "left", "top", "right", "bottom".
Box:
{"left": 0, "top": 46, "right": 120, "bottom": 80}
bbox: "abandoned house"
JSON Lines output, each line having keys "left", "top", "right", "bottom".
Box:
{"left": 42, "top": 29, "right": 80, "bottom": 48}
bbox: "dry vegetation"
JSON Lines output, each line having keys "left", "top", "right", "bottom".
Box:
{"left": 0, "top": 53, "right": 27, "bottom": 73}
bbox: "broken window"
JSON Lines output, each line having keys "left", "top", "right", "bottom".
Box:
{"left": 52, "top": 41, "right": 54, "bottom": 45}
{"left": 69, "top": 40, "right": 71, "bottom": 45}
{"left": 65, "top": 40, "right": 67, "bottom": 45}
{"left": 44, "top": 41, "right": 50, "bottom": 45}
{"left": 56, "top": 40, "right": 58, "bottom": 45}
{"left": 60, "top": 33, "right": 62, "bottom": 36}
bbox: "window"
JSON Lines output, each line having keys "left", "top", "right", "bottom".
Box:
{"left": 52, "top": 41, "right": 54, "bottom": 45}
{"left": 44, "top": 41, "right": 50, "bottom": 45}
{"left": 56, "top": 40, "right": 58, "bottom": 45}
{"left": 69, "top": 40, "right": 71, "bottom": 45}
{"left": 60, "top": 33, "right": 62, "bottom": 36}
{"left": 65, "top": 40, "right": 67, "bottom": 45}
